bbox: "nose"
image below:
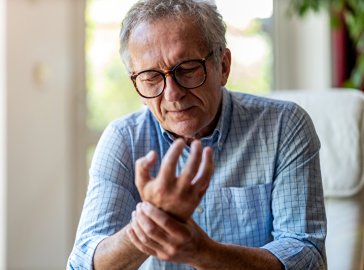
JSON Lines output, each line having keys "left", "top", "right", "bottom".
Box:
{"left": 163, "top": 73, "right": 186, "bottom": 102}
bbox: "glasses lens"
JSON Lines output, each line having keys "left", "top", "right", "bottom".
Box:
{"left": 135, "top": 71, "right": 164, "bottom": 98}
{"left": 175, "top": 60, "right": 206, "bottom": 88}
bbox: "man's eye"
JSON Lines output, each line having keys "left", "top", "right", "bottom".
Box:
{"left": 177, "top": 66, "right": 200, "bottom": 77}
{"left": 139, "top": 72, "right": 162, "bottom": 83}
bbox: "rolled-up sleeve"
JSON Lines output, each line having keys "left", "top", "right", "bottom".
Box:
{"left": 262, "top": 105, "right": 327, "bottom": 269}
{"left": 67, "top": 123, "right": 140, "bottom": 269}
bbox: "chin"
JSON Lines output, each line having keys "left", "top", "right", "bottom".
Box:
{"left": 170, "top": 124, "right": 205, "bottom": 140}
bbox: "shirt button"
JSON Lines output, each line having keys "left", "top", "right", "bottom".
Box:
{"left": 196, "top": 206, "right": 204, "bottom": 214}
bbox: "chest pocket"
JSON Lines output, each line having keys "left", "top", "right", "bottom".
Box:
{"left": 204, "top": 183, "right": 273, "bottom": 247}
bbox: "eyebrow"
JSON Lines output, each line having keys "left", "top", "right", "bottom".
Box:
{"left": 131, "top": 53, "right": 211, "bottom": 76}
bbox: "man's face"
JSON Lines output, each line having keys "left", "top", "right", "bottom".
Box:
{"left": 128, "top": 18, "right": 231, "bottom": 140}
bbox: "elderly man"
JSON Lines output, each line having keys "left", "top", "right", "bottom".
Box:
{"left": 67, "top": 0, "right": 327, "bottom": 269}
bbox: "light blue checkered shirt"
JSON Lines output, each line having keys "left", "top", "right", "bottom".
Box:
{"left": 67, "top": 89, "right": 327, "bottom": 269}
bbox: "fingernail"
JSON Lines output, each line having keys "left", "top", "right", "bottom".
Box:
{"left": 141, "top": 201, "right": 150, "bottom": 210}
{"left": 136, "top": 203, "right": 142, "bottom": 211}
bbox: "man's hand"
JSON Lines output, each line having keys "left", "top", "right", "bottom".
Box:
{"left": 127, "top": 202, "right": 284, "bottom": 270}
{"left": 127, "top": 201, "right": 210, "bottom": 265}
{"left": 135, "top": 139, "right": 214, "bottom": 221}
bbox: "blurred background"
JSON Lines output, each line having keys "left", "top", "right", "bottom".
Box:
{"left": 0, "top": 0, "right": 362, "bottom": 269}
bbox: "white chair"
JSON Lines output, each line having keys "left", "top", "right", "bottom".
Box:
{"left": 267, "top": 89, "right": 364, "bottom": 270}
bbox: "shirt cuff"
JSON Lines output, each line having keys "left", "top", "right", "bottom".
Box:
{"left": 261, "top": 238, "right": 325, "bottom": 270}
{"left": 67, "top": 235, "right": 109, "bottom": 270}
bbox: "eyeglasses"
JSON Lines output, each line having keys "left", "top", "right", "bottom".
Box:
{"left": 130, "top": 51, "right": 213, "bottom": 99}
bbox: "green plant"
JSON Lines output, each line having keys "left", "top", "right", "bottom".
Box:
{"left": 288, "top": 0, "right": 364, "bottom": 89}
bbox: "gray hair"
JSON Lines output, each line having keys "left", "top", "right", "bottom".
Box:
{"left": 119, "top": 0, "right": 226, "bottom": 71}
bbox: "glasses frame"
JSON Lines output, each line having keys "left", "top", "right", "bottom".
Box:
{"left": 130, "top": 51, "right": 214, "bottom": 99}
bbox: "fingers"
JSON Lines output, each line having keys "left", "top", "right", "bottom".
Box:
{"left": 128, "top": 206, "right": 164, "bottom": 255}
{"left": 135, "top": 150, "right": 157, "bottom": 193}
{"left": 135, "top": 140, "right": 214, "bottom": 222}
{"left": 192, "top": 146, "right": 214, "bottom": 197}
{"left": 130, "top": 211, "right": 152, "bottom": 246}
{"left": 127, "top": 227, "right": 157, "bottom": 256}
{"left": 128, "top": 202, "right": 196, "bottom": 262}
{"left": 160, "top": 139, "right": 213, "bottom": 198}
{"left": 128, "top": 201, "right": 213, "bottom": 265}
{"left": 179, "top": 140, "right": 202, "bottom": 186}
{"left": 139, "top": 202, "right": 190, "bottom": 241}
{"left": 158, "top": 138, "right": 185, "bottom": 183}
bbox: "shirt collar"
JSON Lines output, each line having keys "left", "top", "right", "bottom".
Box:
{"left": 209, "top": 88, "right": 232, "bottom": 151}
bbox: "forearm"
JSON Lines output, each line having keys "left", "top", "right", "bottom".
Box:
{"left": 94, "top": 224, "right": 148, "bottom": 270}
{"left": 194, "top": 239, "right": 283, "bottom": 270}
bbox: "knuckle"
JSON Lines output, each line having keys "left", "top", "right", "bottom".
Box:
{"left": 166, "top": 246, "right": 178, "bottom": 258}
{"left": 158, "top": 253, "right": 171, "bottom": 261}
{"left": 182, "top": 171, "right": 195, "bottom": 181}
{"left": 161, "top": 216, "right": 174, "bottom": 228}
{"left": 152, "top": 189, "right": 166, "bottom": 206}
{"left": 144, "top": 224, "right": 156, "bottom": 235}
{"left": 141, "top": 246, "right": 153, "bottom": 255}
{"left": 138, "top": 233, "right": 148, "bottom": 244}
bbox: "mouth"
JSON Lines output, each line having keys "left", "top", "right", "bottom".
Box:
{"left": 169, "top": 107, "right": 191, "bottom": 113}
{"left": 167, "top": 107, "right": 194, "bottom": 117}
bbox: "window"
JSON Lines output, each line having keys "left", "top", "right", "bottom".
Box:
{"left": 86, "top": 0, "right": 142, "bottom": 132}
{"left": 216, "top": 0, "right": 273, "bottom": 94}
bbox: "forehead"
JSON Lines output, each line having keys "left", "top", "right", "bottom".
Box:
{"left": 127, "top": 17, "right": 207, "bottom": 71}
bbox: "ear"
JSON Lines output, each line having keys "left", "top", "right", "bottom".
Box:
{"left": 220, "top": 48, "right": 231, "bottom": 86}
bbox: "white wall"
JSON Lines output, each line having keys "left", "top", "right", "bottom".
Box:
{"left": 273, "top": 1, "right": 332, "bottom": 90}
{"left": 0, "top": 0, "right": 7, "bottom": 269}
{"left": 5, "top": 0, "right": 77, "bottom": 269}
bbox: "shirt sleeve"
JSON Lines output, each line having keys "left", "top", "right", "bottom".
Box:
{"left": 67, "top": 123, "right": 140, "bottom": 269}
{"left": 262, "top": 104, "right": 327, "bottom": 270}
